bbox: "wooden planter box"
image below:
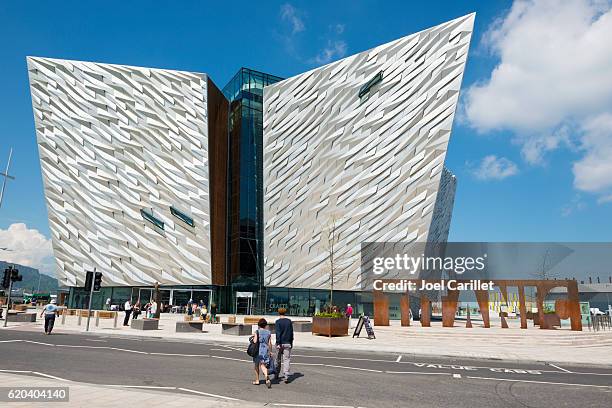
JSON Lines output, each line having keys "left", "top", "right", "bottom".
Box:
{"left": 312, "top": 317, "right": 349, "bottom": 337}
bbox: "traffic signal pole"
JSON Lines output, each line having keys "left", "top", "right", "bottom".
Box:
{"left": 85, "top": 268, "right": 95, "bottom": 332}
{"left": 3, "top": 277, "right": 13, "bottom": 327}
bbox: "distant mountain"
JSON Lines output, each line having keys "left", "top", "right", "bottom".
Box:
{"left": 0, "top": 261, "right": 59, "bottom": 294}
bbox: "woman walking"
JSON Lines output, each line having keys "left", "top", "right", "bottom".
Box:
{"left": 252, "top": 318, "right": 273, "bottom": 388}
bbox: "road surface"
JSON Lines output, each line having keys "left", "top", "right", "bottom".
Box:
{"left": 0, "top": 329, "right": 610, "bottom": 407}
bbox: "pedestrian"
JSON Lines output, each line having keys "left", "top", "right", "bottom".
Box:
{"left": 275, "top": 307, "right": 294, "bottom": 383}
{"left": 346, "top": 303, "right": 353, "bottom": 328}
{"left": 201, "top": 304, "right": 208, "bottom": 321}
{"left": 132, "top": 301, "right": 141, "bottom": 320}
{"left": 40, "top": 299, "right": 59, "bottom": 335}
{"left": 105, "top": 297, "right": 111, "bottom": 310}
{"left": 252, "top": 318, "right": 273, "bottom": 388}
{"left": 187, "top": 299, "right": 193, "bottom": 317}
{"left": 123, "top": 300, "right": 132, "bottom": 326}
{"left": 210, "top": 302, "right": 217, "bottom": 323}
{"left": 150, "top": 299, "right": 158, "bottom": 318}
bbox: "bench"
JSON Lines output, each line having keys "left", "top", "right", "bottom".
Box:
{"left": 176, "top": 321, "right": 204, "bottom": 333}
{"left": 222, "top": 323, "right": 252, "bottom": 336}
{"left": 97, "top": 311, "right": 115, "bottom": 319}
{"left": 293, "top": 321, "right": 312, "bottom": 332}
{"left": 243, "top": 316, "right": 263, "bottom": 325}
{"left": 131, "top": 318, "right": 159, "bottom": 330}
{"left": 8, "top": 312, "right": 37, "bottom": 322}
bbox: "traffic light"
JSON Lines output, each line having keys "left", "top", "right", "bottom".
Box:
{"left": 93, "top": 272, "right": 102, "bottom": 292}
{"left": 10, "top": 268, "right": 22, "bottom": 282}
{"left": 2, "top": 268, "right": 10, "bottom": 289}
{"left": 84, "top": 271, "right": 93, "bottom": 292}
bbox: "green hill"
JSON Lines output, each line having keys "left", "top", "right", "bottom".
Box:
{"left": 0, "top": 261, "right": 59, "bottom": 294}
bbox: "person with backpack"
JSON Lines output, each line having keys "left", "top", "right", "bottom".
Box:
{"left": 250, "top": 318, "right": 273, "bottom": 388}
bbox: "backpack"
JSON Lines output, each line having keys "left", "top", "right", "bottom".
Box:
{"left": 247, "top": 332, "right": 259, "bottom": 357}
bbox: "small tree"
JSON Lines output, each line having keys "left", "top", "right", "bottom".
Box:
{"left": 321, "top": 214, "right": 351, "bottom": 308}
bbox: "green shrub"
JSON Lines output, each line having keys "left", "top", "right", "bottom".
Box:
{"left": 314, "top": 311, "right": 345, "bottom": 318}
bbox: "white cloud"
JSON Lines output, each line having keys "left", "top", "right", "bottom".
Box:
{"left": 561, "top": 195, "right": 587, "bottom": 217}
{"left": 280, "top": 3, "right": 305, "bottom": 34}
{"left": 311, "top": 40, "right": 347, "bottom": 65}
{"left": 573, "top": 113, "right": 612, "bottom": 193}
{"left": 470, "top": 155, "right": 519, "bottom": 181}
{"left": 464, "top": 0, "right": 612, "bottom": 199}
{"left": 0, "top": 223, "right": 55, "bottom": 276}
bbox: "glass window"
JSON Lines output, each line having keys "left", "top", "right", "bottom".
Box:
{"left": 359, "top": 70, "right": 384, "bottom": 98}
{"left": 288, "top": 289, "right": 311, "bottom": 316}
{"left": 266, "top": 288, "right": 289, "bottom": 314}
{"left": 310, "top": 290, "right": 330, "bottom": 315}
{"left": 170, "top": 206, "right": 195, "bottom": 227}
{"left": 140, "top": 209, "right": 164, "bottom": 230}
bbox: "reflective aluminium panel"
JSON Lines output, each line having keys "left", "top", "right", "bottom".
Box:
{"left": 28, "top": 57, "right": 213, "bottom": 287}
{"left": 263, "top": 14, "right": 474, "bottom": 290}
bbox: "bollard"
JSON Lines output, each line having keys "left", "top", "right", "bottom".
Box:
{"left": 78, "top": 310, "right": 82, "bottom": 326}
{"left": 61, "top": 309, "right": 66, "bottom": 325}
{"left": 113, "top": 311, "right": 118, "bottom": 328}
{"left": 95, "top": 311, "right": 100, "bottom": 327}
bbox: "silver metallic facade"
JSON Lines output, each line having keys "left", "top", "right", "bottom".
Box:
{"left": 28, "top": 57, "right": 213, "bottom": 287}
{"left": 263, "top": 14, "right": 474, "bottom": 290}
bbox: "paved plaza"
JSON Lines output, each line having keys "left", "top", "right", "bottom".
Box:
{"left": 2, "top": 308, "right": 612, "bottom": 367}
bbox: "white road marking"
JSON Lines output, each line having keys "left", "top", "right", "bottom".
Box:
{"left": 549, "top": 363, "right": 572, "bottom": 373}
{"left": 385, "top": 371, "right": 451, "bottom": 376}
{"left": 179, "top": 387, "right": 240, "bottom": 401}
{"left": 396, "top": 355, "right": 402, "bottom": 363}
{"left": 453, "top": 374, "right": 462, "bottom": 379}
{"left": 0, "top": 369, "right": 32, "bottom": 373}
{"left": 85, "top": 339, "right": 107, "bottom": 342}
{"left": 149, "top": 352, "right": 209, "bottom": 357}
{"left": 116, "top": 385, "right": 177, "bottom": 389}
{"left": 292, "top": 353, "right": 393, "bottom": 364}
{"left": 109, "top": 347, "right": 148, "bottom": 354}
{"left": 218, "top": 344, "right": 246, "bottom": 352}
{"left": 33, "top": 372, "right": 71, "bottom": 381}
{"left": 24, "top": 340, "right": 55, "bottom": 346}
{"left": 324, "top": 364, "right": 382, "bottom": 373}
{"left": 271, "top": 404, "right": 356, "bottom": 408}
{"left": 210, "top": 355, "right": 252, "bottom": 363}
{"left": 466, "top": 376, "right": 612, "bottom": 389}
{"left": 0, "top": 340, "right": 22, "bottom": 343}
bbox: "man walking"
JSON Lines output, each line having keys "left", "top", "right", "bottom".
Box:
{"left": 40, "top": 299, "right": 58, "bottom": 335}
{"left": 275, "top": 307, "right": 294, "bottom": 383}
{"left": 123, "top": 299, "right": 132, "bottom": 326}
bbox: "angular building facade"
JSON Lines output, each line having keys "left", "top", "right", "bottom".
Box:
{"left": 263, "top": 14, "right": 473, "bottom": 290}
{"left": 28, "top": 57, "right": 228, "bottom": 308}
{"left": 28, "top": 14, "right": 473, "bottom": 315}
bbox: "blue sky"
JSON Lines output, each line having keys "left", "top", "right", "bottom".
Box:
{"left": 1, "top": 1, "right": 611, "bottom": 274}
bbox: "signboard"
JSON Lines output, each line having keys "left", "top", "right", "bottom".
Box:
{"left": 352, "top": 315, "right": 376, "bottom": 339}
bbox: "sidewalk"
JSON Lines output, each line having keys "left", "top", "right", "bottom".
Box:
{"left": 3, "top": 310, "right": 612, "bottom": 367}
{"left": 0, "top": 372, "right": 262, "bottom": 408}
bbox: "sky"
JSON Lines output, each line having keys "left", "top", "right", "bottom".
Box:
{"left": 0, "top": 0, "right": 611, "bottom": 276}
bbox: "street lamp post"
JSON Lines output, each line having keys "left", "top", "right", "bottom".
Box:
{"left": 0, "top": 148, "right": 16, "bottom": 209}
